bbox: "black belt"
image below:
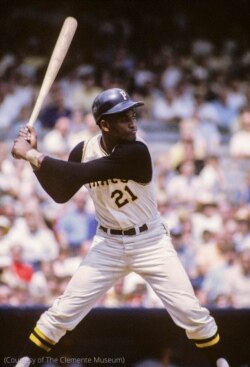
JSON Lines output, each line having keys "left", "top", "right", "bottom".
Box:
{"left": 100, "top": 223, "right": 148, "bottom": 236}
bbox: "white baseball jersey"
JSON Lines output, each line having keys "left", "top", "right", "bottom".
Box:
{"left": 81, "top": 134, "right": 160, "bottom": 229}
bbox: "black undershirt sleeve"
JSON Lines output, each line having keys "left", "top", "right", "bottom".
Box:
{"left": 34, "top": 141, "right": 152, "bottom": 203}
{"left": 68, "top": 141, "right": 84, "bottom": 162}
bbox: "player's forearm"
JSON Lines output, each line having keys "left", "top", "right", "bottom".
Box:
{"left": 34, "top": 157, "right": 87, "bottom": 203}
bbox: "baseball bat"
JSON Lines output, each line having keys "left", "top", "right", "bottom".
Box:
{"left": 27, "top": 17, "right": 78, "bottom": 127}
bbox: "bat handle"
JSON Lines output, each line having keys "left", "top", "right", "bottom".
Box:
{"left": 27, "top": 92, "right": 45, "bottom": 127}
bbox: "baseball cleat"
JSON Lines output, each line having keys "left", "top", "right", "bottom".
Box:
{"left": 15, "top": 357, "right": 31, "bottom": 367}
{"left": 216, "top": 358, "right": 230, "bottom": 367}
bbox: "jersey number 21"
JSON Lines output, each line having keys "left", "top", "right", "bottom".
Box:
{"left": 111, "top": 185, "right": 138, "bottom": 208}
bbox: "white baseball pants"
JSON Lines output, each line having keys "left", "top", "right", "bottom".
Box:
{"left": 37, "top": 219, "right": 217, "bottom": 343}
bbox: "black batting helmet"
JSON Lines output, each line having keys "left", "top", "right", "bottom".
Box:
{"left": 92, "top": 88, "right": 144, "bottom": 124}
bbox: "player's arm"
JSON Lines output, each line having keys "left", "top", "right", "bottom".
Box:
{"left": 34, "top": 141, "right": 152, "bottom": 203}
{"left": 12, "top": 129, "right": 152, "bottom": 203}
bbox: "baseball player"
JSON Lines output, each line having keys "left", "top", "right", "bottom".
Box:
{"left": 12, "top": 88, "right": 231, "bottom": 367}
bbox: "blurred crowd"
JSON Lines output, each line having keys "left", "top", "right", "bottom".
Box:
{"left": 0, "top": 32, "right": 250, "bottom": 309}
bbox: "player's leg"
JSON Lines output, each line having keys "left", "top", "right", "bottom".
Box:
{"left": 131, "top": 231, "right": 230, "bottom": 367}
{"left": 16, "top": 234, "right": 127, "bottom": 366}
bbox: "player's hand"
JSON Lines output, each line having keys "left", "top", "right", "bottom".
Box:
{"left": 12, "top": 125, "right": 38, "bottom": 159}
{"left": 18, "top": 125, "right": 38, "bottom": 149}
{"left": 11, "top": 136, "right": 32, "bottom": 160}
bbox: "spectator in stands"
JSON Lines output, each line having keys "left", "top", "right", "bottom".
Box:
{"left": 170, "top": 225, "right": 196, "bottom": 277}
{"left": 222, "top": 242, "right": 250, "bottom": 308}
{"left": 229, "top": 106, "right": 250, "bottom": 159}
{"left": 191, "top": 194, "right": 223, "bottom": 245}
{"left": 200, "top": 230, "right": 217, "bottom": 250}
{"left": 102, "top": 278, "right": 127, "bottom": 307}
{"left": 0, "top": 195, "right": 20, "bottom": 234}
{"left": 0, "top": 142, "right": 20, "bottom": 197}
{"left": 199, "top": 263, "right": 233, "bottom": 308}
{"left": 177, "top": 208, "right": 194, "bottom": 249}
{"left": 8, "top": 286, "right": 30, "bottom": 305}
{"left": 52, "top": 247, "right": 84, "bottom": 279}
{"left": 195, "top": 229, "right": 235, "bottom": 279}
{"left": 15, "top": 71, "right": 35, "bottom": 113}
{"left": 10, "top": 104, "right": 43, "bottom": 142}
{"left": 0, "top": 76, "right": 33, "bottom": 133}
{"left": 154, "top": 154, "right": 174, "bottom": 208}
{"left": 120, "top": 272, "right": 162, "bottom": 308}
{"left": 199, "top": 154, "right": 226, "bottom": 199}
{"left": 29, "top": 261, "right": 63, "bottom": 306}
{"left": 55, "top": 190, "right": 97, "bottom": 255}
{"left": 168, "top": 118, "right": 206, "bottom": 171}
{"left": 175, "top": 80, "right": 194, "bottom": 115}
{"left": 99, "top": 70, "right": 117, "bottom": 90}
{"left": 134, "top": 60, "right": 155, "bottom": 90}
{"left": 217, "top": 202, "right": 237, "bottom": 240}
{"left": 133, "top": 64, "right": 160, "bottom": 123}
{"left": 70, "top": 65, "right": 102, "bottom": 112}
{"left": 0, "top": 284, "right": 12, "bottom": 304}
{"left": 152, "top": 88, "right": 192, "bottom": 124}
{"left": 9, "top": 244, "right": 33, "bottom": 282}
{"left": 194, "top": 98, "right": 222, "bottom": 155}
{"left": 211, "top": 88, "right": 238, "bottom": 133}
{"left": 10, "top": 105, "right": 33, "bottom": 139}
{"left": 11, "top": 244, "right": 33, "bottom": 281}
{"left": 227, "top": 79, "right": 247, "bottom": 112}
{"left": 9, "top": 207, "right": 59, "bottom": 268}
{"left": 39, "top": 85, "right": 72, "bottom": 130}
{"left": 59, "top": 69, "right": 83, "bottom": 110}
{"left": 166, "top": 159, "right": 203, "bottom": 206}
{"left": 232, "top": 206, "right": 250, "bottom": 250}
{"left": 0, "top": 215, "right": 12, "bottom": 256}
{"left": 161, "top": 53, "right": 183, "bottom": 90}
{"left": 236, "top": 171, "right": 250, "bottom": 204}
{"left": 0, "top": 244, "right": 33, "bottom": 289}
{"left": 42, "top": 116, "right": 72, "bottom": 157}
{"left": 126, "top": 282, "right": 148, "bottom": 307}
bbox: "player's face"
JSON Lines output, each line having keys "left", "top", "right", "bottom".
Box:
{"left": 106, "top": 110, "right": 137, "bottom": 142}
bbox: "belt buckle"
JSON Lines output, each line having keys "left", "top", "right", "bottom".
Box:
{"left": 123, "top": 228, "right": 136, "bottom": 236}
{"left": 110, "top": 229, "right": 122, "bottom": 235}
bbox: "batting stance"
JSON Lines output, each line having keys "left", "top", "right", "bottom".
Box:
{"left": 12, "top": 88, "right": 231, "bottom": 367}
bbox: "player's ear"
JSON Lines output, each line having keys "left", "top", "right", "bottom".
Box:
{"left": 99, "top": 119, "right": 110, "bottom": 133}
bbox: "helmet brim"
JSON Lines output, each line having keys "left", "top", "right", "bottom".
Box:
{"left": 101, "top": 100, "right": 144, "bottom": 119}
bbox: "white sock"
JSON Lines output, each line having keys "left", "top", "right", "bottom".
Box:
{"left": 216, "top": 358, "right": 230, "bottom": 367}
{"left": 15, "top": 357, "right": 31, "bottom": 367}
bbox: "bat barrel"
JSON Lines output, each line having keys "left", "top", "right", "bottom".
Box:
{"left": 27, "top": 17, "right": 78, "bottom": 127}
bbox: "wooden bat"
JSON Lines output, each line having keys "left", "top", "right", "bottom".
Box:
{"left": 27, "top": 17, "right": 78, "bottom": 127}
